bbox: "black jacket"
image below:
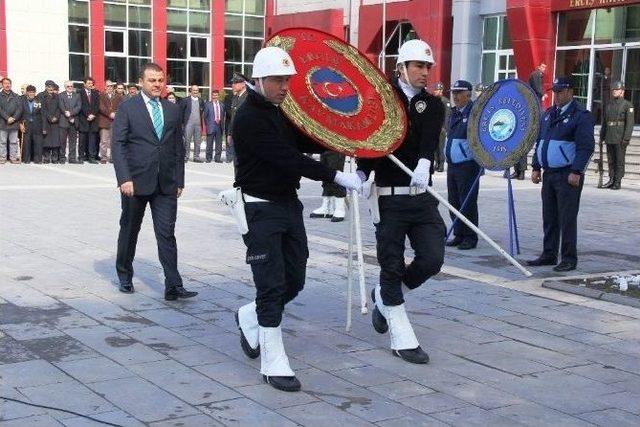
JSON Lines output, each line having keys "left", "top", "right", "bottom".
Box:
{"left": 79, "top": 88, "right": 101, "bottom": 132}
{"left": 22, "top": 98, "right": 44, "bottom": 133}
{"left": 233, "top": 88, "right": 336, "bottom": 202}
{"left": 179, "top": 96, "right": 205, "bottom": 125}
{"left": 112, "top": 95, "right": 185, "bottom": 196}
{"left": 358, "top": 79, "right": 445, "bottom": 186}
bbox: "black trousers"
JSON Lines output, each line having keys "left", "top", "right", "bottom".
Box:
{"left": 60, "top": 126, "right": 78, "bottom": 161}
{"left": 320, "top": 151, "right": 346, "bottom": 197}
{"left": 434, "top": 129, "right": 446, "bottom": 170}
{"left": 447, "top": 161, "right": 481, "bottom": 243}
{"left": 206, "top": 132, "right": 222, "bottom": 161}
{"left": 541, "top": 169, "right": 584, "bottom": 265}
{"left": 116, "top": 188, "right": 183, "bottom": 289}
{"left": 514, "top": 152, "right": 528, "bottom": 174}
{"left": 243, "top": 199, "right": 308, "bottom": 327}
{"left": 606, "top": 143, "right": 627, "bottom": 181}
{"left": 22, "top": 130, "right": 43, "bottom": 163}
{"left": 80, "top": 131, "right": 98, "bottom": 160}
{"left": 375, "top": 193, "right": 445, "bottom": 306}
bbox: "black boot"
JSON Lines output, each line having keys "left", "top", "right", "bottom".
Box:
{"left": 611, "top": 180, "right": 621, "bottom": 190}
{"left": 263, "top": 375, "right": 301, "bottom": 392}
{"left": 393, "top": 346, "right": 430, "bottom": 364}
{"left": 602, "top": 178, "right": 614, "bottom": 188}
{"left": 370, "top": 289, "right": 388, "bottom": 334}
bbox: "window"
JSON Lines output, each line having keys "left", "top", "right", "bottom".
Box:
{"left": 378, "top": 22, "right": 417, "bottom": 77}
{"left": 69, "top": 0, "right": 90, "bottom": 82}
{"left": 104, "top": 0, "right": 152, "bottom": 85}
{"left": 167, "top": 1, "right": 212, "bottom": 98}
{"left": 480, "top": 15, "right": 516, "bottom": 85}
{"left": 224, "top": 0, "right": 265, "bottom": 88}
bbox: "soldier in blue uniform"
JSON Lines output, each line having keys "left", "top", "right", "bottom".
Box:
{"left": 527, "top": 77, "right": 595, "bottom": 272}
{"left": 445, "top": 80, "right": 481, "bottom": 250}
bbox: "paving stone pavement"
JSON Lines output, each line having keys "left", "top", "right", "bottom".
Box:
{"left": 1, "top": 162, "right": 639, "bottom": 426}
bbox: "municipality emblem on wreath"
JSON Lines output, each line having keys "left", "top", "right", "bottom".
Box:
{"left": 488, "top": 109, "right": 516, "bottom": 142}
{"left": 468, "top": 79, "right": 541, "bottom": 170}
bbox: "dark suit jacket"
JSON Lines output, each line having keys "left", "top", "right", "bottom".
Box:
{"left": 179, "top": 96, "right": 205, "bottom": 126}
{"left": 528, "top": 70, "right": 544, "bottom": 99}
{"left": 203, "top": 100, "right": 226, "bottom": 136}
{"left": 112, "top": 94, "right": 185, "bottom": 196}
{"left": 79, "top": 88, "right": 101, "bottom": 132}
{"left": 22, "top": 98, "right": 44, "bottom": 133}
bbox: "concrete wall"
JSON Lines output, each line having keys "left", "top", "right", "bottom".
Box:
{"left": 6, "top": 0, "right": 69, "bottom": 92}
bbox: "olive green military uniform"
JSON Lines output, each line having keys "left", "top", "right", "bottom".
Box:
{"left": 600, "top": 97, "right": 634, "bottom": 188}
{"left": 435, "top": 95, "right": 451, "bottom": 172}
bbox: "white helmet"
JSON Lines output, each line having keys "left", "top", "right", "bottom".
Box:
{"left": 396, "top": 39, "right": 435, "bottom": 66}
{"left": 251, "top": 46, "right": 297, "bottom": 78}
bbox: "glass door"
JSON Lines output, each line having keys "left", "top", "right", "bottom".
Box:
{"left": 623, "top": 47, "right": 640, "bottom": 125}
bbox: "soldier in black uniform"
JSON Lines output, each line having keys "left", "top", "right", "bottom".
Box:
{"left": 433, "top": 82, "right": 450, "bottom": 172}
{"left": 357, "top": 39, "right": 445, "bottom": 365}
{"left": 599, "top": 81, "right": 634, "bottom": 190}
{"left": 233, "top": 47, "right": 363, "bottom": 392}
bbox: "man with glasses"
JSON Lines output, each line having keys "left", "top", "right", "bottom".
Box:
{"left": 58, "top": 81, "right": 82, "bottom": 163}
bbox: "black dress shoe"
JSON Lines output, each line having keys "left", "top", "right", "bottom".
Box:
{"left": 553, "top": 261, "right": 576, "bottom": 272}
{"left": 263, "top": 375, "right": 301, "bottom": 392}
{"left": 370, "top": 289, "right": 388, "bottom": 334}
{"left": 165, "top": 286, "right": 198, "bottom": 301}
{"left": 457, "top": 240, "right": 477, "bottom": 250}
{"left": 526, "top": 256, "right": 557, "bottom": 266}
{"left": 87, "top": 159, "right": 98, "bottom": 164}
{"left": 193, "top": 158, "right": 204, "bottom": 163}
{"left": 235, "top": 311, "right": 260, "bottom": 359}
{"left": 611, "top": 181, "right": 621, "bottom": 190}
{"left": 393, "top": 346, "right": 430, "bottom": 364}
{"left": 602, "top": 179, "right": 614, "bottom": 188}
{"left": 119, "top": 283, "right": 134, "bottom": 293}
{"left": 445, "top": 237, "right": 463, "bottom": 247}
{"left": 516, "top": 172, "right": 525, "bottom": 180}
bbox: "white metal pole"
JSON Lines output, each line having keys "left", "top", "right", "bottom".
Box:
{"left": 386, "top": 154, "right": 532, "bottom": 277}
{"left": 381, "top": 0, "right": 387, "bottom": 73}
{"left": 351, "top": 189, "right": 368, "bottom": 314}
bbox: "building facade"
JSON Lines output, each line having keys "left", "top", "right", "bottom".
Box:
{"left": 0, "top": 0, "right": 638, "bottom": 127}
{"left": 0, "top": 0, "right": 267, "bottom": 98}
{"left": 267, "top": 0, "right": 639, "bottom": 127}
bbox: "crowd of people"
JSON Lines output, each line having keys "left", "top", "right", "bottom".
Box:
{"left": 0, "top": 73, "right": 250, "bottom": 166}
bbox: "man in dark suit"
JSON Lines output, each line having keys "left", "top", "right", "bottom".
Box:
{"left": 79, "top": 77, "right": 101, "bottom": 163}
{"left": 20, "top": 85, "right": 44, "bottom": 163}
{"left": 112, "top": 62, "right": 197, "bottom": 301}
{"left": 59, "top": 80, "right": 82, "bottom": 163}
{"left": 203, "top": 89, "right": 226, "bottom": 163}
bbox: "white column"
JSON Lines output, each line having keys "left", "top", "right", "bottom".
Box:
{"left": 451, "top": 0, "right": 482, "bottom": 84}
{"left": 5, "top": 0, "right": 69, "bottom": 92}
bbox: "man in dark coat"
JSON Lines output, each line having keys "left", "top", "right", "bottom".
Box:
{"left": 58, "top": 81, "right": 82, "bottom": 163}
{"left": 79, "top": 77, "right": 101, "bottom": 163}
{"left": 599, "top": 81, "right": 635, "bottom": 189}
{"left": 20, "top": 85, "right": 44, "bottom": 163}
{"left": 42, "top": 82, "right": 61, "bottom": 163}
{"left": 112, "top": 62, "right": 197, "bottom": 301}
{"left": 226, "top": 74, "right": 248, "bottom": 163}
{"left": 0, "top": 77, "right": 23, "bottom": 163}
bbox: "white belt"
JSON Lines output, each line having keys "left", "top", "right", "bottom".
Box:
{"left": 243, "top": 194, "right": 270, "bottom": 203}
{"left": 377, "top": 186, "right": 426, "bottom": 196}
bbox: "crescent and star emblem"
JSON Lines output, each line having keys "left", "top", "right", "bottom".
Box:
{"left": 323, "top": 82, "right": 344, "bottom": 98}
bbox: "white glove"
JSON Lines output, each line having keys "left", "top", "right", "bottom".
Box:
{"left": 410, "top": 158, "right": 431, "bottom": 189}
{"left": 334, "top": 171, "right": 364, "bottom": 192}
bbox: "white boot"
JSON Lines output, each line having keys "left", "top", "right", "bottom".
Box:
{"left": 310, "top": 196, "right": 332, "bottom": 218}
{"left": 259, "top": 326, "right": 295, "bottom": 377}
{"left": 330, "top": 197, "right": 346, "bottom": 222}
{"left": 374, "top": 286, "right": 419, "bottom": 351}
{"left": 238, "top": 301, "right": 260, "bottom": 359}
